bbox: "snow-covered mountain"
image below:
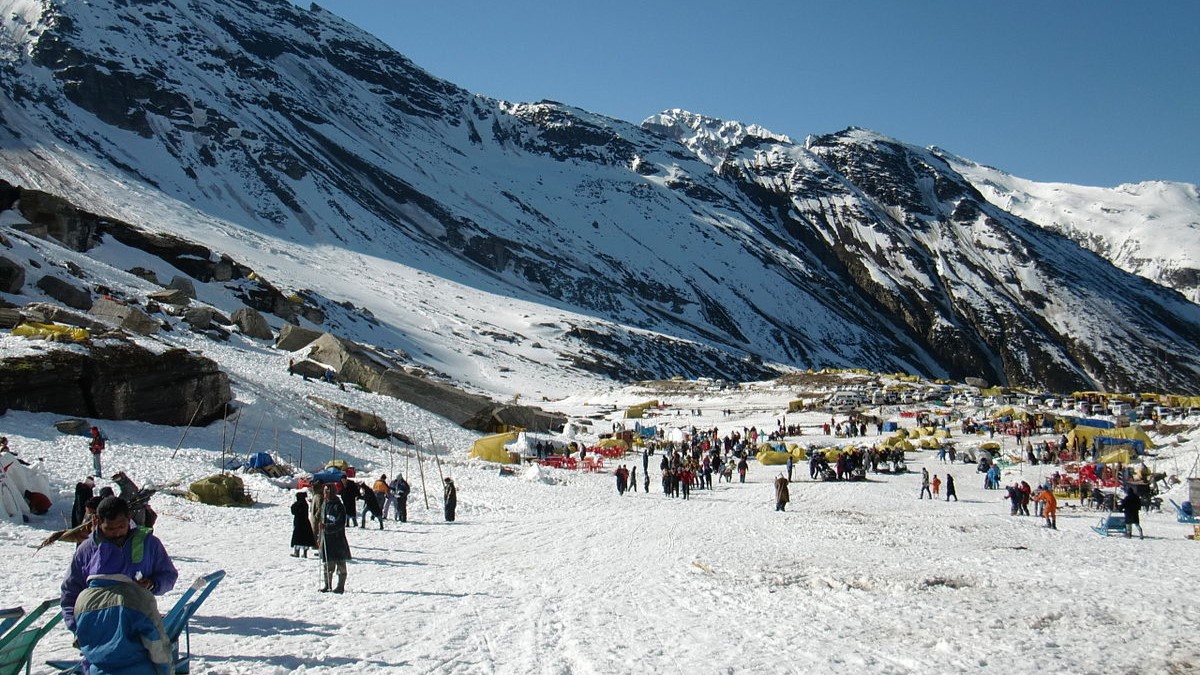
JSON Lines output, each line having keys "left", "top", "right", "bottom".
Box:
{"left": 946, "top": 155, "right": 1200, "bottom": 303}
{"left": 1, "top": 0, "right": 1198, "bottom": 396}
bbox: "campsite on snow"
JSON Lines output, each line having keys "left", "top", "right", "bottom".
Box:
{"left": 4, "top": 357, "right": 1200, "bottom": 674}
{"left": 1, "top": 0, "right": 1200, "bottom": 673}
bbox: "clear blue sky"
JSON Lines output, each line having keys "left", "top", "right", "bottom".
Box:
{"left": 297, "top": 1, "right": 1198, "bottom": 187}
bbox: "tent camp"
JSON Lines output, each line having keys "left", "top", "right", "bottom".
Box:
{"left": 470, "top": 431, "right": 520, "bottom": 464}
{"left": 1067, "top": 425, "right": 1155, "bottom": 451}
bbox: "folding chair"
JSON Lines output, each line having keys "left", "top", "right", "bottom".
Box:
{"left": 163, "top": 570, "right": 226, "bottom": 674}
{"left": 1169, "top": 499, "right": 1198, "bottom": 524}
{"left": 0, "top": 609, "right": 24, "bottom": 642}
{"left": 0, "top": 599, "right": 62, "bottom": 675}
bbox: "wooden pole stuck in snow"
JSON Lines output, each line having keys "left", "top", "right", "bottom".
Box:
{"left": 416, "top": 445, "right": 430, "bottom": 510}
{"left": 170, "top": 401, "right": 204, "bottom": 460}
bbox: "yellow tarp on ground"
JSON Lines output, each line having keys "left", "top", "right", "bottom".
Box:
{"left": 12, "top": 322, "right": 90, "bottom": 341}
{"left": 596, "top": 438, "right": 629, "bottom": 450}
{"left": 325, "top": 459, "right": 351, "bottom": 471}
{"left": 980, "top": 442, "right": 1001, "bottom": 452}
{"left": 1067, "top": 425, "right": 1155, "bottom": 450}
{"left": 469, "top": 431, "right": 520, "bottom": 464}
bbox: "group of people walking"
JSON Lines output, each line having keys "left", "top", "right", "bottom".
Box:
{"left": 288, "top": 472, "right": 459, "bottom": 593}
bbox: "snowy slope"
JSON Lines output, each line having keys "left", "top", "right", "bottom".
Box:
{"left": 947, "top": 154, "right": 1200, "bottom": 303}
{"left": 2, "top": 0, "right": 1199, "bottom": 396}
{"left": 3, "top": 360, "right": 1200, "bottom": 674}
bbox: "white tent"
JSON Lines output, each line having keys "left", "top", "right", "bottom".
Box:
{"left": 0, "top": 451, "right": 54, "bottom": 520}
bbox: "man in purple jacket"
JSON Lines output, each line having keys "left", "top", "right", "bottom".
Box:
{"left": 60, "top": 496, "right": 179, "bottom": 632}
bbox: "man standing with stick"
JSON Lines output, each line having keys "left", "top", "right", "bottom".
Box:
{"left": 318, "top": 484, "right": 351, "bottom": 593}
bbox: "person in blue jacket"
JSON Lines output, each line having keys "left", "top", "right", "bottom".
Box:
{"left": 74, "top": 573, "right": 173, "bottom": 674}
{"left": 60, "top": 496, "right": 178, "bottom": 633}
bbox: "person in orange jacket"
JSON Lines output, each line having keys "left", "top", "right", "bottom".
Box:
{"left": 1033, "top": 485, "right": 1058, "bottom": 529}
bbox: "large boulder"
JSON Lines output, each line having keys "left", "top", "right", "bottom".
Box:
{"left": 89, "top": 297, "right": 160, "bottom": 335}
{"left": 308, "top": 396, "right": 389, "bottom": 439}
{"left": 232, "top": 307, "right": 272, "bottom": 339}
{"left": 0, "top": 308, "right": 21, "bottom": 329}
{"left": 0, "top": 256, "right": 24, "bottom": 293}
{"left": 23, "top": 302, "right": 109, "bottom": 332}
{"left": 275, "top": 323, "right": 322, "bottom": 351}
{"left": 146, "top": 288, "right": 191, "bottom": 306}
{"left": 0, "top": 342, "right": 231, "bottom": 425}
{"left": 305, "top": 333, "right": 566, "bottom": 433}
{"left": 36, "top": 275, "right": 92, "bottom": 310}
{"left": 166, "top": 275, "right": 196, "bottom": 299}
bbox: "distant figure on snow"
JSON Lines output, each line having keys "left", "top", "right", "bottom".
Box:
{"left": 944, "top": 474, "right": 957, "bottom": 501}
{"left": 290, "top": 492, "right": 316, "bottom": 557}
{"left": 774, "top": 474, "right": 790, "bottom": 512}
{"left": 443, "top": 477, "right": 458, "bottom": 522}
{"left": 88, "top": 426, "right": 106, "bottom": 476}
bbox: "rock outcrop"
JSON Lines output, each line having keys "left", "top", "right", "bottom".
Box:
{"left": 0, "top": 342, "right": 231, "bottom": 425}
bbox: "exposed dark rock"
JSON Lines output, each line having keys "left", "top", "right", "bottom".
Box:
{"left": 0, "top": 308, "right": 22, "bottom": 328}
{"left": 55, "top": 418, "right": 89, "bottom": 435}
{"left": 0, "top": 256, "right": 25, "bottom": 293}
{"left": 89, "top": 297, "right": 160, "bottom": 335}
{"left": 308, "top": 396, "right": 388, "bottom": 439}
{"left": 0, "top": 342, "right": 231, "bottom": 425}
{"left": 232, "top": 307, "right": 273, "bottom": 339}
{"left": 35, "top": 275, "right": 92, "bottom": 310}
{"left": 21, "top": 302, "right": 109, "bottom": 332}
{"left": 147, "top": 288, "right": 191, "bottom": 306}
{"left": 128, "top": 267, "right": 160, "bottom": 284}
{"left": 304, "top": 332, "right": 566, "bottom": 433}
{"left": 167, "top": 275, "right": 197, "bottom": 299}
{"left": 275, "top": 323, "right": 323, "bottom": 351}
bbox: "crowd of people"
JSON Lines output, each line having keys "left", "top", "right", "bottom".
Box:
{"left": 13, "top": 399, "right": 1172, "bottom": 673}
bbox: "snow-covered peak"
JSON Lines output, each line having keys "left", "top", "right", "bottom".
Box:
{"left": 642, "top": 108, "right": 792, "bottom": 165}
{"left": 945, "top": 152, "right": 1200, "bottom": 301}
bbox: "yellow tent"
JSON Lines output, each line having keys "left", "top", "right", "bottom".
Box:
{"left": 596, "top": 438, "right": 629, "bottom": 450}
{"left": 757, "top": 449, "right": 792, "bottom": 465}
{"left": 1067, "top": 425, "right": 1155, "bottom": 450}
{"left": 469, "top": 431, "right": 520, "bottom": 464}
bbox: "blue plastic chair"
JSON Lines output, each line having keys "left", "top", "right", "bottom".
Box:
{"left": 0, "top": 609, "right": 25, "bottom": 642}
{"left": 48, "top": 570, "right": 226, "bottom": 675}
{"left": 0, "top": 599, "right": 62, "bottom": 675}
{"left": 1170, "top": 499, "right": 1198, "bottom": 524}
{"left": 164, "top": 570, "right": 226, "bottom": 674}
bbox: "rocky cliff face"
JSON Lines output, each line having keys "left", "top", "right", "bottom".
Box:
{"left": 1, "top": 0, "right": 1198, "bottom": 395}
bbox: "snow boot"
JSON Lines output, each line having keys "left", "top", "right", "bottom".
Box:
{"left": 333, "top": 574, "right": 346, "bottom": 594}
{"left": 319, "top": 570, "right": 333, "bottom": 592}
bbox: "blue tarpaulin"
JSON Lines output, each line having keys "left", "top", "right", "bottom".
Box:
{"left": 247, "top": 452, "right": 275, "bottom": 468}
{"left": 883, "top": 421, "right": 899, "bottom": 432}
{"left": 1076, "top": 418, "right": 1115, "bottom": 429}
{"left": 310, "top": 468, "right": 346, "bottom": 484}
{"left": 1095, "top": 436, "right": 1145, "bottom": 455}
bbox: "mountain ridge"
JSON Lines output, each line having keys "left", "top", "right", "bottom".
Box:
{"left": 1, "top": 0, "right": 1198, "bottom": 397}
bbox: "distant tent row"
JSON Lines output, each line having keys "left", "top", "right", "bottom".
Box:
{"left": 624, "top": 400, "right": 660, "bottom": 419}
{"left": 1066, "top": 424, "right": 1154, "bottom": 450}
